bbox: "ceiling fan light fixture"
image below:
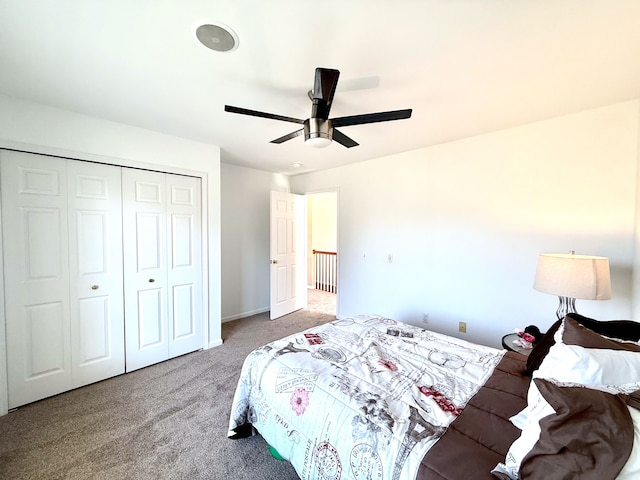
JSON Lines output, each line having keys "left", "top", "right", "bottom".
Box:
{"left": 305, "top": 137, "right": 332, "bottom": 148}
{"left": 304, "top": 118, "right": 332, "bottom": 148}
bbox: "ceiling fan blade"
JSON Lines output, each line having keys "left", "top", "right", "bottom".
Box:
{"left": 270, "top": 128, "right": 304, "bottom": 144}
{"left": 331, "top": 108, "right": 412, "bottom": 128}
{"left": 225, "top": 105, "right": 304, "bottom": 124}
{"left": 332, "top": 129, "right": 359, "bottom": 148}
{"left": 311, "top": 68, "right": 340, "bottom": 120}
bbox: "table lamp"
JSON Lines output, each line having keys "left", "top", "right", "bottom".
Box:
{"left": 533, "top": 251, "right": 611, "bottom": 319}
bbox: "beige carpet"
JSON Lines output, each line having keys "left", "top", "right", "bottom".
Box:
{"left": 305, "top": 287, "right": 336, "bottom": 316}
{"left": 0, "top": 291, "right": 336, "bottom": 480}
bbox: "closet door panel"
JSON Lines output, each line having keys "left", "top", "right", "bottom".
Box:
{"left": 167, "top": 175, "right": 202, "bottom": 358}
{"left": 123, "top": 169, "right": 169, "bottom": 372}
{"left": 173, "top": 283, "right": 195, "bottom": 339}
{"left": 26, "top": 302, "right": 66, "bottom": 377}
{"left": 68, "top": 161, "right": 124, "bottom": 386}
{"left": 26, "top": 208, "right": 65, "bottom": 279}
{"left": 138, "top": 287, "right": 164, "bottom": 348}
{"left": 77, "top": 296, "right": 111, "bottom": 363}
{"left": 136, "top": 213, "right": 163, "bottom": 270}
{"left": 1, "top": 151, "right": 72, "bottom": 408}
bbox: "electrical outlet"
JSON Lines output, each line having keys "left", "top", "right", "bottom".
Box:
{"left": 422, "top": 313, "right": 429, "bottom": 324}
{"left": 459, "top": 321, "right": 467, "bottom": 333}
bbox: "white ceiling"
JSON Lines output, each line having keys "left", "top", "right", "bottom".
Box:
{"left": 1, "top": 1, "right": 639, "bottom": 175}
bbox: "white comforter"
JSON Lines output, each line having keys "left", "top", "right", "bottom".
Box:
{"left": 228, "top": 314, "right": 502, "bottom": 480}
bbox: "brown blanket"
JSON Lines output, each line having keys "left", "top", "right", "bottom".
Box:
{"left": 418, "top": 352, "right": 530, "bottom": 480}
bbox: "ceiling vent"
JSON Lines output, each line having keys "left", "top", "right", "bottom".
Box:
{"left": 195, "top": 23, "right": 239, "bottom": 53}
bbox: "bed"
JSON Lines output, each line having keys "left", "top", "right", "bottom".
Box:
{"left": 228, "top": 313, "right": 640, "bottom": 480}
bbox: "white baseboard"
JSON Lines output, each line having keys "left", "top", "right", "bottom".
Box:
{"left": 222, "top": 306, "right": 270, "bottom": 323}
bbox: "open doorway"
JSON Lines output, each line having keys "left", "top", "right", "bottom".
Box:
{"left": 306, "top": 191, "right": 338, "bottom": 316}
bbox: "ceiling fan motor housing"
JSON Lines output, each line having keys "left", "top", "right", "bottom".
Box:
{"left": 304, "top": 118, "right": 333, "bottom": 147}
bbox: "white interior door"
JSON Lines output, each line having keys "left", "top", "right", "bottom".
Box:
{"left": 166, "top": 174, "right": 202, "bottom": 358}
{"left": 123, "top": 170, "right": 203, "bottom": 371}
{"left": 67, "top": 160, "right": 125, "bottom": 387}
{"left": 270, "top": 191, "right": 306, "bottom": 319}
{"left": 2, "top": 151, "right": 127, "bottom": 408}
{"left": 2, "top": 151, "right": 72, "bottom": 407}
{"left": 123, "top": 169, "right": 169, "bottom": 372}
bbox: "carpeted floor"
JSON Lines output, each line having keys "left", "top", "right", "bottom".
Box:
{"left": 0, "top": 290, "right": 336, "bottom": 479}
{"left": 303, "top": 287, "right": 336, "bottom": 316}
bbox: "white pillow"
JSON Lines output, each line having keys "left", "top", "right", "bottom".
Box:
{"left": 534, "top": 341, "right": 640, "bottom": 390}
{"left": 510, "top": 338, "right": 640, "bottom": 429}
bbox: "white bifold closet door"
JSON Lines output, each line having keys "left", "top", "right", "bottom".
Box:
{"left": 122, "top": 169, "right": 202, "bottom": 372}
{"left": 1, "top": 150, "right": 124, "bottom": 408}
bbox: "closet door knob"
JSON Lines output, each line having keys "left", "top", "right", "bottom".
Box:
{"left": 91, "top": 285, "right": 99, "bottom": 290}
{"left": 148, "top": 278, "right": 155, "bottom": 283}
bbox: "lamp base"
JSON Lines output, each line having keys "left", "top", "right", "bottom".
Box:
{"left": 556, "top": 296, "right": 577, "bottom": 320}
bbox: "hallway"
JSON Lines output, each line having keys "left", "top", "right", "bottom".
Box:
{"left": 307, "top": 288, "right": 336, "bottom": 316}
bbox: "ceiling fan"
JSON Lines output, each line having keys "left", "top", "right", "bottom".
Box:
{"left": 224, "top": 67, "right": 413, "bottom": 148}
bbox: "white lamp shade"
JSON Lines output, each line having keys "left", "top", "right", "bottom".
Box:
{"left": 533, "top": 253, "right": 611, "bottom": 300}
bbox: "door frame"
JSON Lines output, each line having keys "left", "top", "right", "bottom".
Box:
{"left": 303, "top": 188, "right": 340, "bottom": 313}
{"left": 0, "top": 139, "right": 214, "bottom": 416}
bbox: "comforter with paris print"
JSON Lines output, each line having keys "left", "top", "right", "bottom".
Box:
{"left": 228, "top": 314, "right": 502, "bottom": 480}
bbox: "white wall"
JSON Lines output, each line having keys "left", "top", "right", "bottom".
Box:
{"left": 309, "top": 192, "right": 338, "bottom": 252}
{"left": 0, "top": 94, "right": 222, "bottom": 414}
{"left": 291, "top": 101, "right": 640, "bottom": 348}
{"left": 307, "top": 192, "right": 338, "bottom": 286}
{"left": 220, "top": 162, "right": 288, "bottom": 322}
